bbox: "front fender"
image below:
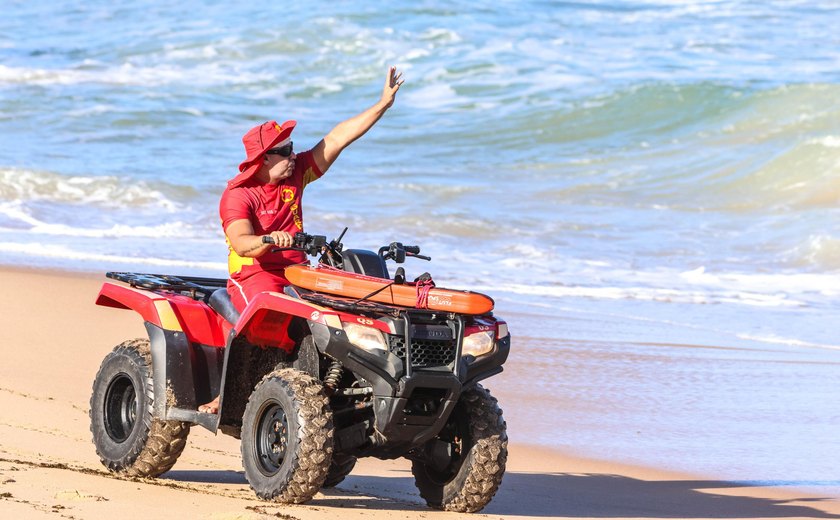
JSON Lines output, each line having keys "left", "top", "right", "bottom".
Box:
{"left": 233, "top": 290, "right": 341, "bottom": 350}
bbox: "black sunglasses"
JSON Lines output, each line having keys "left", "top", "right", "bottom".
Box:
{"left": 265, "top": 142, "right": 293, "bottom": 157}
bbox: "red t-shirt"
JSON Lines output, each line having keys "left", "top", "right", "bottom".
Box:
{"left": 219, "top": 150, "right": 324, "bottom": 282}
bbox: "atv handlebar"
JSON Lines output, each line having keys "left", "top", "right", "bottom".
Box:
{"left": 263, "top": 230, "right": 430, "bottom": 264}
{"left": 263, "top": 232, "right": 327, "bottom": 256}
{"left": 379, "top": 242, "right": 430, "bottom": 263}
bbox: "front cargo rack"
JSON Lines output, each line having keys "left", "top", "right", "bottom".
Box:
{"left": 295, "top": 288, "right": 402, "bottom": 317}
{"left": 289, "top": 286, "right": 449, "bottom": 319}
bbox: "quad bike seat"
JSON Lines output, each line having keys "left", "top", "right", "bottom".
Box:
{"left": 208, "top": 287, "right": 241, "bottom": 325}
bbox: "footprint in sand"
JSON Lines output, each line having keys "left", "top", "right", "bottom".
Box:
{"left": 54, "top": 490, "right": 108, "bottom": 502}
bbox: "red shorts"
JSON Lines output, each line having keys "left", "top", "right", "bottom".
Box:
{"left": 227, "top": 269, "right": 290, "bottom": 312}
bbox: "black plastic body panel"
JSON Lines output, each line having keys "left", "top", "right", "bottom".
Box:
{"left": 372, "top": 373, "right": 461, "bottom": 452}
{"left": 309, "top": 321, "right": 403, "bottom": 397}
{"left": 145, "top": 322, "right": 224, "bottom": 431}
{"left": 341, "top": 249, "right": 389, "bottom": 278}
{"left": 463, "top": 334, "right": 510, "bottom": 388}
{"left": 306, "top": 313, "right": 510, "bottom": 456}
{"left": 208, "top": 287, "right": 240, "bottom": 325}
{"left": 216, "top": 330, "right": 288, "bottom": 437}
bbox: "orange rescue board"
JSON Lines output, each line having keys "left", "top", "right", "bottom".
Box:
{"left": 285, "top": 265, "right": 494, "bottom": 315}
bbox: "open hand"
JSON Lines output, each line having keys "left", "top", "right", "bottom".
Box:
{"left": 380, "top": 66, "right": 404, "bottom": 109}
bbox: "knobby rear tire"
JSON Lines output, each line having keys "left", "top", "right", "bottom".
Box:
{"left": 89, "top": 338, "right": 190, "bottom": 478}
{"left": 322, "top": 454, "right": 357, "bottom": 488}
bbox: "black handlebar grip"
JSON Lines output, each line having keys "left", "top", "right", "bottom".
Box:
{"left": 405, "top": 245, "right": 420, "bottom": 254}
{"left": 262, "top": 235, "right": 275, "bottom": 244}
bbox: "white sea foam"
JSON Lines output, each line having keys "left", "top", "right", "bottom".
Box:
{"left": 673, "top": 268, "right": 840, "bottom": 298}
{"left": 0, "top": 242, "right": 226, "bottom": 271}
{"left": 0, "top": 203, "right": 40, "bottom": 228}
{"left": 177, "top": 107, "right": 205, "bottom": 117}
{"left": 65, "top": 104, "right": 118, "bottom": 117}
{"left": 735, "top": 334, "right": 840, "bottom": 351}
{"left": 0, "top": 169, "right": 182, "bottom": 210}
{"left": 472, "top": 281, "right": 803, "bottom": 307}
{"left": 810, "top": 136, "right": 840, "bottom": 148}
{"left": 783, "top": 235, "right": 840, "bottom": 272}
{"left": 163, "top": 44, "right": 220, "bottom": 60}
{"left": 0, "top": 62, "right": 271, "bottom": 87}
{"left": 0, "top": 218, "right": 196, "bottom": 239}
{"left": 419, "top": 28, "right": 461, "bottom": 44}
{"left": 403, "top": 48, "right": 431, "bottom": 61}
{"left": 403, "top": 83, "right": 460, "bottom": 109}
{"left": 466, "top": 258, "right": 840, "bottom": 308}
{"left": 498, "top": 244, "right": 552, "bottom": 264}
{"left": 392, "top": 183, "right": 476, "bottom": 196}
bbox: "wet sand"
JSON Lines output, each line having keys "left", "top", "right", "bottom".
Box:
{"left": 0, "top": 267, "right": 838, "bottom": 519}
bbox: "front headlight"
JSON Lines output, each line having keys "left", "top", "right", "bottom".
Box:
{"left": 343, "top": 322, "right": 388, "bottom": 353}
{"left": 462, "top": 331, "right": 495, "bottom": 358}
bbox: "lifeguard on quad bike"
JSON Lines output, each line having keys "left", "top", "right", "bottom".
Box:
{"left": 89, "top": 230, "right": 510, "bottom": 513}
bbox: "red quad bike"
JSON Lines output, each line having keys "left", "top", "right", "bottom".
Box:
{"left": 89, "top": 229, "right": 510, "bottom": 513}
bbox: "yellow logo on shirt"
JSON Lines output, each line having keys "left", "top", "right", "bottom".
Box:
{"left": 290, "top": 203, "right": 302, "bottom": 230}
{"left": 281, "top": 188, "right": 295, "bottom": 203}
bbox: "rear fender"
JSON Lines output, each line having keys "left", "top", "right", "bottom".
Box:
{"left": 97, "top": 283, "right": 226, "bottom": 431}
{"left": 96, "top": 282, "right": 229, "bottom": 347}
{"left": 96, "top": 282, "right": 183, "bottom": 332}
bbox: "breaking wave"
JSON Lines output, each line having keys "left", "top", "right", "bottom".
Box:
{"left": 0, "top": 168, "right": 190, "bottom": 209}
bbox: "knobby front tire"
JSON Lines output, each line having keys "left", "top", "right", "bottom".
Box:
{"left": 240, "top": 367, "right": 334, "bottom": 503}
{"left": 411, "top": 384, "right": 508, "bottom": 513}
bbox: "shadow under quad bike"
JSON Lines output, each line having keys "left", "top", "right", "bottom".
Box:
{"left": 89, "top": 229, "right": 510, "bottom": 512}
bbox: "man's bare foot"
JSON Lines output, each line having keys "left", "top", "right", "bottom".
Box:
{"left": 198, "top": 396, "right": 219, "bottom": 414}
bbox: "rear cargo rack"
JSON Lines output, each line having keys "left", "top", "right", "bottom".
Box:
{"left": 106, "top": 272, "right": 227, "bottom": 302}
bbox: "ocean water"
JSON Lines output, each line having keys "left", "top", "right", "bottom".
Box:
{"left": 2, "top": 1, "right": 839, "bottom": 496}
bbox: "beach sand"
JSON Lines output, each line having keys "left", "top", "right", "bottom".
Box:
{"left": 0, "top": 267, "right": 838, "bottom": 520}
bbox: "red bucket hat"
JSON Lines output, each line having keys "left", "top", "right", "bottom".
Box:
{"left": 228, "top": 119, "right": 296, "bottom": 188}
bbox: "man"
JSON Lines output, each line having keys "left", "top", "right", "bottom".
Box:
{"left": 220, "top": 66, "right": 403, "bottom": 312}
{"left": 199, "top": 67, "right": 404, "bottom": 414}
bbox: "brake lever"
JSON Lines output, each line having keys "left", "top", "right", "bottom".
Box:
{"left": 408, "top": 253, "right": 431, "bottom": 261}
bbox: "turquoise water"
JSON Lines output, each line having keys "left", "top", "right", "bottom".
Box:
{"left": 1, "top": 1, "right": 838, "bottom": 496}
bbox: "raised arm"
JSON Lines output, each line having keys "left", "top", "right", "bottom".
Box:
{"left": 311, "top": 66, "right": 404, "bottom": 174}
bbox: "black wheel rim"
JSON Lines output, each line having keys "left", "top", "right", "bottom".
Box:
{"left": 104, "top": 373, "right": 137, "bottom": 443}
{"left": 425, "top": 411, "right": 471, "bottom": 484}
{"left": 254, "top": 401, "right": 289, "bottom": 476}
